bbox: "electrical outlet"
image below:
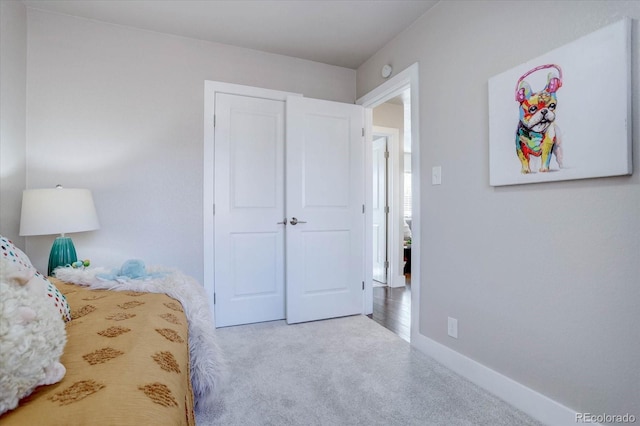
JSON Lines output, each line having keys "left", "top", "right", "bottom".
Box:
{"left": 448, "top": 317, "right": 458, "bottom": 339}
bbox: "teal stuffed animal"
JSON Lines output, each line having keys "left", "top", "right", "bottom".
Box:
{"left": 120, "top": 259, "right": 147, "bottom": 278}
{"left": 97, "top": 259, "right": 165, "bottom": 282}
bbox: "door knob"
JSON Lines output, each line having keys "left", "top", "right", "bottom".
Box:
{"left": 290, "top": 217, "right": 307, "bottom": 225}
{"left": 276, "top": 219, "right": 287, "bottom": 225}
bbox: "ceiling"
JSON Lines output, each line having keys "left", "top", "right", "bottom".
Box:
{"left": 21, "top": 0, "right": 439, "bottom": 69}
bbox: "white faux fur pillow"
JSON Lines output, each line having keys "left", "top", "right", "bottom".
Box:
{"left": 0, "top": 238, "right": 67, "bottom": 415}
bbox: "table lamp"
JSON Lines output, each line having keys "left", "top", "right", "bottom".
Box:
{"left": 20, "top": 186, "right": 100, "bottom": 276}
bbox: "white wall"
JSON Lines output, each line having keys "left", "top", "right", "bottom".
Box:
{"left": 373, "top": 103, "right": 405, "bottom": 151}
{"left": 358, "top": 0, "right": 639, "bottom": 419}
{"left": 0, "top": 0, "right": 27, "bottom": 248}
{"left": 24, "top": 9, "right": 356, "bottom": 281}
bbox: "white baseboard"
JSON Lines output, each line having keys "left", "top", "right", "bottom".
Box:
{"left": 411, "top": 332, "right": 591, "bottom": 426}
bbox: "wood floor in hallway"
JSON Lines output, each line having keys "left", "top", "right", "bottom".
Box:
{"left": 368, "top": 275, "right": 411, "bottom": 342}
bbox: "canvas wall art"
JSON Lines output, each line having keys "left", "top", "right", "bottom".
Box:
{"left": 488, "top": 18, "right": 632, "bottom": 186}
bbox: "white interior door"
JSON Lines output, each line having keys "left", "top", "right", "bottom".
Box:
{"left": 214, "top": 93, "right": 286, "bottom": 327}
{"left": 285, "top": 96, "right": 365, "bottom": 324}
{"left": 372, "top": 136, "right": 388, "bottom": 284}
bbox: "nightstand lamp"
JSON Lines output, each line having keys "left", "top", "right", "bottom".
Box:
{"left": 20, "top": 186, "right": 100, "bottom": 276}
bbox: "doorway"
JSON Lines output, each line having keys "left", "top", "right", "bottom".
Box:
{"left": 358, "top": 63, "right": 420, "bottom": 343}
{"left": 371, "top": 100, "right": 410, "bottom": 290}
{"left": 370, "top": 93, "right": 412, "bottom": 341}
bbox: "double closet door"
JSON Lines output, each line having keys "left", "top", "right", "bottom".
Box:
{"left": 214, "top": 92, "right": 364, "bottom": 327}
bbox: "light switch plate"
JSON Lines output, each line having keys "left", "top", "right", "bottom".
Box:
{"left": 432, "top": 166, "right": 442, "bottom": 185}
{"left": 448, "top": 317, "right": 458, "bottom": 338}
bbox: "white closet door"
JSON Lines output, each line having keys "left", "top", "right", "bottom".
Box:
{"left": 214, "top": 93, "right": 286, "bottom": 327}
{"left": 285, "top": 96, "right": 365, "bottom": 324}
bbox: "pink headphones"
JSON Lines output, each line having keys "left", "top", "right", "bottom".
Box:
{"left": 515, "top": 64, "right": 563, "bottom": 102}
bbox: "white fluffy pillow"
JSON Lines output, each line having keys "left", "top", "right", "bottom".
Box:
{"left": 0, "top": 238, "right": 67, "bottom": 415}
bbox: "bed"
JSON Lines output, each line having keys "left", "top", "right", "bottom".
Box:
{"left": 1, "top": 278, "right": 196, "bottom": 425}
{"left": 0, "top": 233, "right": 223, "bottom": 424}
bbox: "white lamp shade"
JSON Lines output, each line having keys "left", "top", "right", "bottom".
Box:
{"left": 20, "top": 188, "right": 100, "bottom": 236}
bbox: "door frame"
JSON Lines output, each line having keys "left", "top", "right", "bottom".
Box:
{"left": 357, "top": 63, "right": 421, "bottom": 342}
{"left": 372, "top": 126, "right": 404, "bottom": 288}
{"left": 203, "top": 81, "right": 301, "bottom": 327}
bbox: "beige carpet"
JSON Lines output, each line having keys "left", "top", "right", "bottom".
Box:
{"left": 196, "top": 315, "right": 543, "bottom": 426}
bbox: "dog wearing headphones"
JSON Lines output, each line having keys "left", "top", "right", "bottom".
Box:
{"left": 514, "top": 64, "right": 563, "bottom": 174}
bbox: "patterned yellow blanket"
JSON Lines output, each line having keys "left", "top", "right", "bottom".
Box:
{"left": 1, "top": 279, "right": 195, "bottom": 425}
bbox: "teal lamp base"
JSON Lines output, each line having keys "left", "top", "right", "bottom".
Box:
{"left": 48, "top": 236, "right": 77, "bottom": 276}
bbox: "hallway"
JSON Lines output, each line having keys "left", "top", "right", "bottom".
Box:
{"left": 368, "top": 276, "right": 411, "bottom": 342}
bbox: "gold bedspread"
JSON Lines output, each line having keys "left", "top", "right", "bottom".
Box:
{"left": 1, "top": 279, "right": 195, "bottom": 425}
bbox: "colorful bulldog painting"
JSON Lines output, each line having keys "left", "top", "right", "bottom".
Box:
{"left": 514, "top": 64, "right": 563, "bottom": 174}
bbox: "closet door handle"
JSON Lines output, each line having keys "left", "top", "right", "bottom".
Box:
{"left": 290, "top": 217, "right": 307, "bottom": 226}
{"left": 277, "top": 219, "right": 287, "bottom": 225}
